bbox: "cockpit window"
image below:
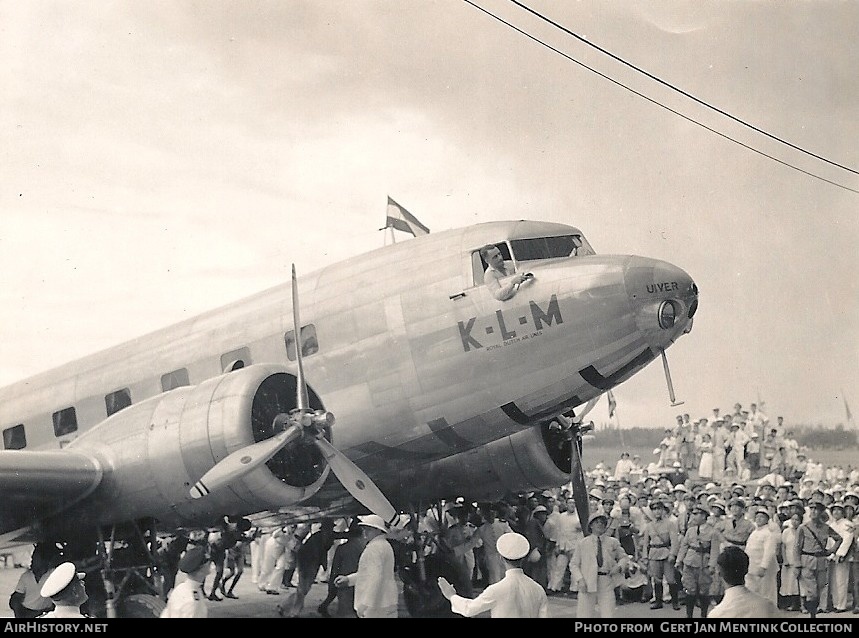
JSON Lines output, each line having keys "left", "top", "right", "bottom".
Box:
{"left": 471, "top": 235, "right": 594, "bottom": 287}
{"left": 472, "top": 242, "right": 513, "bottom": 287}
{"left": 510, "top": 234, "right": 594, "bottom": 261}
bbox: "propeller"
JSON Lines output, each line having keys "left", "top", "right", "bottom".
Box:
{"left": 573, "top": 396, "right": 599, "bottom": 423}
{"left": 569, "top": 420, "right": 591, "bottom": 536}
{"left": 556, "top": 398, "right": 598, "bottom": 536}
{"left": 190, "top": 421, "right": 301, "bottom": 499}
{"left": 191, "top": 265, "right": 399, "bottom": 527}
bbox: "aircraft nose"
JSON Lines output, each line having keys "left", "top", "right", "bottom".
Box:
{"left": 623, "top": 256, "right": 698, "bottom": 348}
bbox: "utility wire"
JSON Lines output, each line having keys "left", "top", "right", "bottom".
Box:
{"left": 509, "top": 0, "right": 857, "bottom": 176}
{"left": 462, "top": 0, "right": 858, "bottom": 194}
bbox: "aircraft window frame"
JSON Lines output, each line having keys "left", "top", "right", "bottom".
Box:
{"left": 221, "top": 347, "right": 252, "bottom": 372}
{"left": 105, "top": 388, "right": 132, "bottom": 417}
{"left": 3, "top": 423, "right": 26, "bottom": 450}
{"left": 52, "top": 407, "right": 78, "bottom": 437}
{"left": 284, "top": 324, "right": 319, "bottom": 361}
{"left": 509, "top": 234, "right": 594, "bottom": 262}
{"left": 160, "top": 368, "right": 190, "bottom": 392}
{"left": 472, "top": 242, "right": 514, "bottom": 287}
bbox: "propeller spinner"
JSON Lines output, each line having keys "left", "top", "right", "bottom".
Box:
{"left": 191, "top": 265, "right": 398, "bottom": 527}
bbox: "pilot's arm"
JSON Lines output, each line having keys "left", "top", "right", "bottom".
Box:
{"left": 484, "top": 268, "right": 530, "bottom": 301}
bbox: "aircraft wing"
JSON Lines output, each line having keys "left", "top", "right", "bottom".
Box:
{"left": 0, "top": 449, "right": 103, "bottom": 541}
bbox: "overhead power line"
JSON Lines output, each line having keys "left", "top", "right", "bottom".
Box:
{"left": 462, "top": 0, "right": 858, "bottom": 194}
{"left": 509, "top": 0, "right": 857, "bottom": 177}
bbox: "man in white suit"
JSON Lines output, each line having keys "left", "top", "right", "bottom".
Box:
{"left": 571, "top": 512, "right": 630, "bottom": 618}
{"left": 709, "top": 545, "right": 781, "bottom": 618}
{"left": 334, "top": 515, "right": 399, "bottom": 618}
{"left": 744, "top": 508, "right": 779, "bottom": 604}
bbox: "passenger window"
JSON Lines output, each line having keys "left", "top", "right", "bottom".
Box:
{"left": 52, "top": 407, "right": 78, "bottom": 437}
{"left": 105, "top": 388, "right": 132, "bottom": 416}
{"left": 161, "top": 368, "right": 190, "bottom": 392}
{"left": 221, "top": 347, "right": 252, "bottom": 372}
{"left": 284, "top": 324, "right": 319, "bottom": 361}
{"left": 3, "top": 424, "right": 26, "bottom": 450}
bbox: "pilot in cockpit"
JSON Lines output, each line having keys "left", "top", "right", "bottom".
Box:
{"left": 480, "top": 244, "right": 533, "bottom": 301}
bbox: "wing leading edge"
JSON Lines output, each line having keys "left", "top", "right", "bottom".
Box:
{"left": 0, "top": 450, "right": 103, "bottom": 542}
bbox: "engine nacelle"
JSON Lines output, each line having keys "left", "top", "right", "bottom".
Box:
{"left": 50, "top": 364, "right": 328, "bottom": 535}
{"left": 390, "top": 420, "right": 572, "bottom": 504}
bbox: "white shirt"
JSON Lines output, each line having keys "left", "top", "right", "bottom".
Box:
{"left": 14, "top": 570, "right": 53, "bottom": 613}
{"left": 708, "top": 584, "right": 781, "bottom": 618}
{"left": 614, "top": 458, "right": 634, "bottom": 480}
{"left": 159, "top": 578, "right": 207, "bottom": 618}
{"left": 830, "top": 517, "right": 854, "bottom": 558}
{"left": 39, "top": 604, "right": 89, "bottom": 618}
{"left": 552, "top": 511, "right": 584, "bottom": 552}
{"left": 484, "top": 264, "right": 518, "bottom": 301}
{"left": 745, "top": 526, "right": 778, "bottom": 575}
{"left": 450, "top": 568, "right": 549, "bottom": 618}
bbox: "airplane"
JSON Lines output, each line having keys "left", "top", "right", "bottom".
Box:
{"left": 0, "top": 219, "right": 697, "bottom": 617}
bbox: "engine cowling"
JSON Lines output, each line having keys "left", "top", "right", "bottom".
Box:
{"left": 386, "top": 419, "right": 573, "bottom": 505}
{"left": 50, "top": 364, "right": 328, "bottom": 535}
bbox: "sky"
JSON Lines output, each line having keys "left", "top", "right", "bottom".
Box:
{"left": 1, "top": 1, "right": 856, "bottom": 429}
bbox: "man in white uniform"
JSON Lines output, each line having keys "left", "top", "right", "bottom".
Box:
{"left": 38, "top": 562, "right": 91, "bottom": 619}
{"left": 160, "top": 545, "right": 211, "bottom": 618}
{"left": 437, "top": 532, "right": 549, "bottom": 618}
{"left": 547, "top": 495, "right": 585, "bottom": 594}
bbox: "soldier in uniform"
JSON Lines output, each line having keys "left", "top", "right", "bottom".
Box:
{"left": 720, "top": 497, "right": 755, "bottom": 552}
{"left": 795, "top": 501, "right": 848, "bottom": 618}
{"left": 641, "top": 499, "right": 680, "bottom": 610}
{"left": 674, "top": 505, "right": 718, "bottom": 618}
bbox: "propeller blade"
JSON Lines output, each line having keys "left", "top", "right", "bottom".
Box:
{"left": 569, "top": 427, "right": 591, "bottom": 536}
{"left": 574, "top": 396, "right": 600, "bottom": 422}
{"left": 313, "top": 436, "right": 398, "bottom": 526}
{"left": 292, "top": 265, "right": 309, "bottom": 411}
{"left": 190, "top": 425, "right": 301, "bottom": 499}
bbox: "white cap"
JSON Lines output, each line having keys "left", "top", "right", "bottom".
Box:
{"left": 358, "top": 514, "right": 388, "bottom": 533}
{"left": 40, "top": 562, "right": 80, "bottom": 598}
{"left": 496, "top": 532, "right": 530, "bottom": 560}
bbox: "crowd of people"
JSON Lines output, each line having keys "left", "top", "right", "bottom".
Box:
{"left": 9, "top": 401, "right": 858, "bottom": 619}
{"left": 637, "top": 404, "right": 811, "bottom": 484}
